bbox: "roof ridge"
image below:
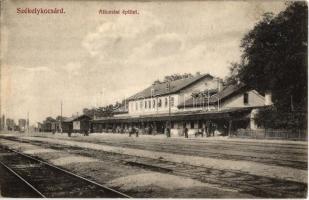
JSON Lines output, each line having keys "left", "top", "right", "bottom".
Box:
{"left": 128, "top": 73, "right": 212, "bottom": 100}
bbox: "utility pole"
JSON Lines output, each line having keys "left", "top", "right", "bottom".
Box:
{"left": 100, "top": 91, "right": 103, "bottom": 107}
{"left": 167, "top": 81, "right": 171, "bottom": 137}
{"left": 183, "top": 94, "right": 186, "bottom": 111}
{"left": 27, "top": 111, "right": 29, "bottom": 133}
{"left": 151, "top": 88, "right": 154, "bottom": 111}
{"left": 217, "top": 78, "right": 221, "bottom": 111}
{"left": 207, "top": 89, "right": 210, "bottom": 111}
{"left": 60, "top": 101, "right": 63, "bottom": 133}
{"left": 202, "top": 92, "right": 205, "bottom": 110}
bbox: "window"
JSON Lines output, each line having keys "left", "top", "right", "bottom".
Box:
{"left": 140, "top": 101, "right": 143, "bottom": 109}
{"left": 170, "top": 97, "right": 175, "bottom": 107}
{"left": 158, "top": 99, "right": 162, "bottom": 107}
{"left": 149, "top": 100, "right": 151, "bottom": 109}
{"left": 171, "top": 122, "right": 174, "bottom": 129}
{"left": 165, "top": 97, "right": 168, "bottom": 107}
{"left": 135, "top": 102, "right": 138, "bottom": 110}
{"left": 244, "top": 93, "right": 249, "bottom": 104}
{"left": 153, "top": 99, "right": 156, "bottom": 108}
{"left": 145, "top": 101, "right": 147, "bottom": 109}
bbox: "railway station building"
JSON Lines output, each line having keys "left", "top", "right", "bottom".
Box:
{"left": 91, "top": 73, "right": 272, "bottom": 137}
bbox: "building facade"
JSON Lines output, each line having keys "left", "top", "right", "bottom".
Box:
{"left": 126, "top": 74, "right": 219, "bottom": 116}
{"left": 58, "top": 115, "right": 91, "bottom": 133}
{"left": 91, "top": 74, "right": 272, "bottom": 136}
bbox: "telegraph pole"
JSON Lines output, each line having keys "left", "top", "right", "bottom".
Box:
{"left": 60, "top": 101, "right": 63, "bottom": 133}
{"left": 27, "top": 111, "right": 29, "bottom": 133}
{"left": 217, "top": 78, "right": 221, "bottom": 111}
{"left": 100, "top": 91, "right": 103, "bottom": 107}
{"left": 207, "top": 89, "right": 210, "bottom": 111}
{"left": 183, "top": 94, "right": 186, "bottom": 111}
{"left": 167, "top": 81, "right": 171, "bottom": 137}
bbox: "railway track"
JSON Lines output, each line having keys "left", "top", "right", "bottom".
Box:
{"left": 1, "top": 135, "right": 307, "bottom": 165}
{"left": 0, "top": 146, "right": 131, "bottom": 198}
{"left": 0, "top": 136, "right": 307, "bottom": 198}
{"left": 56, "top": 137, "right": 306, "bottom": 170}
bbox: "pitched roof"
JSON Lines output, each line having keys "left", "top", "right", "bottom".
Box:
{"left": 62, "top": 117, "right": 73, "bottom": 123}
{"left": 178, "top": 82, "right": 247, "bottom": 108}
{"left": 62, "top": 114, "right": 91, "bottom": 123}
{"left": 128, "top": 74, "right": 213, "bottom": 100}
{"left": 210, "top": 82, "right": 247, "bottom": 102}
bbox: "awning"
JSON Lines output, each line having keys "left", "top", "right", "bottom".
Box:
{"left": 91, "top": 106, "right": 266, "bottom": 124}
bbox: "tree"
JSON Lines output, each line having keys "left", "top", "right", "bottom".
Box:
{"left": 82, "top": 101, "right": 124, "bottom": 118}
{"left": 255, "top": 107, "right": 307, "bottom": 130}
{"left": 45, "top": 117, "right": 56, "bottom": 122}
{"left": 153, "top": 79, "right": 161, "bottom": 85}
{"left": 224, "top": 62, "right": 243, "bottom": 86}
{"left": 55, "top": 116, "right": 65, "bottom": 121}
{"left": 155, "top": 73, "right": 194, "bottom": 84}
{"left": 83, "top": 108, "right": 96, "bottom": 118}
{"left": 234, "top": 2, "right": 307, "bottom": 111}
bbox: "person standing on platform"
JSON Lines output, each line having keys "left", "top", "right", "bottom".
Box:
{"left": 184, "top": 127, "right": 188, "bottom": 138}
{"left": 135, "top": 127, "right": 139, "bottom": 137}
{"left": 165, "top": 127, "right": 171, "bottom": 138}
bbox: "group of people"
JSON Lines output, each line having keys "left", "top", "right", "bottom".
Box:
{"left": 129, "top": 127, "right": 139, "bottom": 137}
{"left": 181, "top": 122, "right": 218, "bottom": 138}
{"left": 127, "top": 122, "right": 218, "bottom": 139}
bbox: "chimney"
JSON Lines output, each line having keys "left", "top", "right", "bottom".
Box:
{"left": 217, "top": 78, "right": 223, "bottom": 92}
{"left": 264, "top": 91, "right": 273, "bottom": 106}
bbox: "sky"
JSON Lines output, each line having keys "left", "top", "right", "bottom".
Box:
{"left": 1, "top": 0, "right": 287, "bottom": 125}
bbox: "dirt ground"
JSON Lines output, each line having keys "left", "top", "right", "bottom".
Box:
{"left": 0, "top": 132, "right": 307, "bottom": 198}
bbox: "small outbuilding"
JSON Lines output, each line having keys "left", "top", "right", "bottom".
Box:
{"left": 72, "top": 115, "right": 91, "bottom": 133}
{"left": 61, "top": 115, "right": 91, "bottom": 134}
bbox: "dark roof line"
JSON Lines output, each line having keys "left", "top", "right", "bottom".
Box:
{"left": 92, "top": 106, "right": 267, "bottom": 123}
{"left": 178, "top": 82, "right": 247, "bottom": 108}
{"left": 127, "top": 73, "right": 213, "bottom": 101}
{"left": 62, "top": 114, "right": 91, "bottom": 122}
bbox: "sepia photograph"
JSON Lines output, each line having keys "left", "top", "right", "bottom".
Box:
{"left": 0, "top": 0, "right": 307, "bottom": 198}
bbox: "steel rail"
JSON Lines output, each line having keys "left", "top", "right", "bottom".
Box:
{"left": 1, "top": 139, "right": 304, "bottom": 198}
{"left": 0, "top": 159, "right": 46, "bottom": 198}
{"left": 4, "top": 148, "right": 132, "bottom": 198}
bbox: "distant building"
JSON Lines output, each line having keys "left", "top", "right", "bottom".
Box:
{"left": 40, "top": 117, "right": 56, "bottom": 132}
{"left": 18, "top": 119, "right": 27, "bottom": 132}
{"left": 61, "top": 115, "right": 91, "bottom": 133}
{"left": 0, "top": 115, "right": 5, "bottom": 130}
{"left": 6, "top": 118, "right": 15, "bottom": 131}
{"left": 38, "top": 122, "right": 43, "bottom": 132}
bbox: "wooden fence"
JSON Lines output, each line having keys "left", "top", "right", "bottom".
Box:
{"left": 232, "top": 129, "right": 307, "bottom": 141}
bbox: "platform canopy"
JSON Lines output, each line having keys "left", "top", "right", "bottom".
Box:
{"left": 92, "top": 106, "right": 265, "bottom": 124}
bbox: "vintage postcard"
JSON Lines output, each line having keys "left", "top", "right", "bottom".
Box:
{"left": 0, "top": 0, "right": 307, "bottom": 198}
